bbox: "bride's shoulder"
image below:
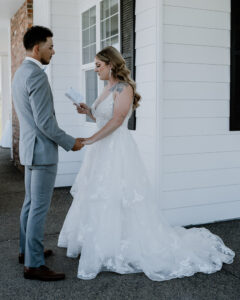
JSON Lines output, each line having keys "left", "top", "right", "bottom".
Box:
{"left": 112, "top": 82, "right": 132, "bottom": 96}
{"left": 112, "top": 82, "right": 133, "bottom": 104}
{"left": 115, "top": 81, "right": 129, "bottom": 92}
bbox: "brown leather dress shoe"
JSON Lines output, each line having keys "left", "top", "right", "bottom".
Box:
{"left": 24, "top": 265, "right": 65, "bottom": 281}
{"left": 19, "top": 249, "right": 53, "bottom": 264}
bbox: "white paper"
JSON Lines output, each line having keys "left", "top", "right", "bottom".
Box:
{"left": 65, "top": 87, "right": 84, "bottom": 105}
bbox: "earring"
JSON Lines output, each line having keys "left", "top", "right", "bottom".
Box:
{"left": 109, "top": 68, "right": 112, "bottom": 78}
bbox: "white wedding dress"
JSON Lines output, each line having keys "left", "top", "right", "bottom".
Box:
{"left": 58, "top": 88, "right": 234, "bottom": 281}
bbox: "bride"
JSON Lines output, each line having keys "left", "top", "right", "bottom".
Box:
{"left": 58, "top": 46, "right": 234, "bottom": 281}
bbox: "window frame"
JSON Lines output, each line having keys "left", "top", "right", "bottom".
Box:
{"left": 80, "top": 0, "right": 121, "bottom": 126}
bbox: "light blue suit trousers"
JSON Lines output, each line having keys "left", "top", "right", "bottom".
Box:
{"left": 20, "top": 164, "right": 57, "bottom": 267}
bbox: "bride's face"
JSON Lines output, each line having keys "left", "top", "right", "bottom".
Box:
{"left": 94, "top": 57, "right": 111, "bottom": 80}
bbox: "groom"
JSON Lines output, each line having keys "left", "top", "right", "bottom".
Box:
{"left": 12, "top": 26, "right": 83, "bottom": 281}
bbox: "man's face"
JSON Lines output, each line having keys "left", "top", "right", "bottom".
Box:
{"left": 38, "top": 37, "right": 55, "bottom": 65}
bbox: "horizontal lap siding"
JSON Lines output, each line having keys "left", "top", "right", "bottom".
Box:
{"left": 134, "top": 0, "right": 158, "bottom": 182}
{"left": 51, "top": 0, "right": 83, "bottom": 187}
{"left": 162, "top": 0, "right": 240, "bottom": 225}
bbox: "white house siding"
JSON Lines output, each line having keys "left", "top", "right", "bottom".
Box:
{"left": 161, "top": 0, "right": 240, "bottom": 225}
{"left": 0, "top": 23, "right": 11, "bottom": 143}
{"left": 134, "top": 0, "right": 158, "bottom": 185}
{"left": 0, "top": 55, "right": 11, "bottom": 135}
{"left": 50, "top": 0, "right": 84, "bottom": 187}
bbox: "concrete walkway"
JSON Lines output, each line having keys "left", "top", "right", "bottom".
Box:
{"left": 0, "top": 147, "right": 239, "bottom": 300}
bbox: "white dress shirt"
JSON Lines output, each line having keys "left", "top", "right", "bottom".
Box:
{"left": 25, "top": 57, "right": 45, "bottom": 70}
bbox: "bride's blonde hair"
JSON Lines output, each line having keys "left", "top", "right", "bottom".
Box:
{"left": 96, "top": 46, "right": 141, "bottom": 110}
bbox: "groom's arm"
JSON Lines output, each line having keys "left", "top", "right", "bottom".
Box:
{"left": 27, "top": 70, "right": 76, "bottom": 151}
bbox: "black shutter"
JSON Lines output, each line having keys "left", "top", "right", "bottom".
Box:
{"left": 230, "top": 0, "right": 240, "bottom": 130}
{"left": 120, "top": 0, "right": 136, "bottom": 130}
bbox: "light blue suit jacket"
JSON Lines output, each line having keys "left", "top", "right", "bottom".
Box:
{"left": 12, "top": 60, "right": 75, "bottom": 165}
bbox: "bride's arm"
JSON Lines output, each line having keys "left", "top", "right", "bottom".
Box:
{"left": 83, "top": 84, "right": 133, "bottom": 145}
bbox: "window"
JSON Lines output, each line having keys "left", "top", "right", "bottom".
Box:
{"left": 82, "top": 7, "right": 96, "bottom": 64}
{"left": 230, "top": 0, "right": 240, "bottom": 130}
{"left": 81, "top": 0, "right": 136, "bottom": 129}
{"left": 81, "top": 1, "right": 120, "bottom": 123}
{"left": 100, "top": 0, "right": 119, "bottom": 49}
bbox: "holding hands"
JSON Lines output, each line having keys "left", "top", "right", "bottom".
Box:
{"left": 71, "top": 102, "right": 95, "bottom": 149}
{"left": 72, "top": 138, "right": 85, "bottom": 151}
{"left": 71, "top": 103, "right": 94, "bottom": 150}
{"left": 73, "top": 137, "right": 94, "bottom": 147}
{"left": 72, "top": 82, "right": 133, "bottom": 147}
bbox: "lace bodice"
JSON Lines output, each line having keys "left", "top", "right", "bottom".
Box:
{"left": 91, "top": 90, "right": 132, "bottom": 129}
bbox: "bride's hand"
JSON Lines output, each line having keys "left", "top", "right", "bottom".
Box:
{"left": 82, "top": 137, "right": 94, "bottom": 145}
{"left": 75, "top": 103, "right": 90, "bottom": 115}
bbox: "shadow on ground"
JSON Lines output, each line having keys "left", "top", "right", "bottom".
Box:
{"left": 0, "top": 147, "right": 239, "bottom": 300}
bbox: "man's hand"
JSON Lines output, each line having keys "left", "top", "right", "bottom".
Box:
{"left": 72, "top": 138, "right": 85, "bottom": 151}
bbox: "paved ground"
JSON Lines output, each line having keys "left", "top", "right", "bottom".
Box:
{"left": 0, "top": 147, "right": 240, "bottom": 300}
